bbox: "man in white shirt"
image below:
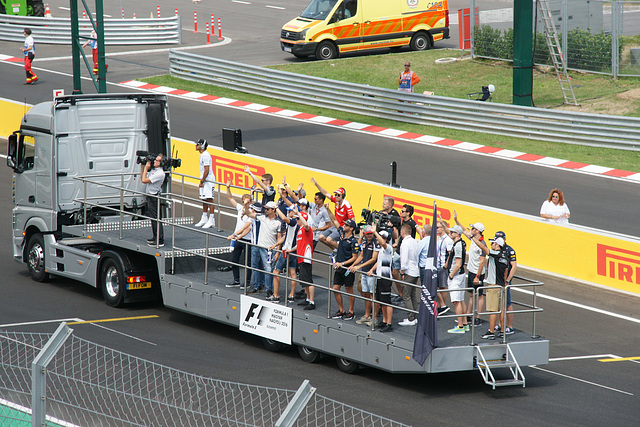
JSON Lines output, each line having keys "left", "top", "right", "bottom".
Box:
{"left": 21, "top": 28, "right": 38, "bottom": 84}
{"left": 141, "top": 154, "right": 166, "bottom": 247}
{"left": 194, "top": 139, "right": 217, "bottom": 229}
{"left": 399, "top": 223, "right": 420, "bottom": 326}
{"left": 224, "top": 179, "right": 252, "bottom": 288}
{"left": 244, "top": 201, "right": 281, "bottom": 296}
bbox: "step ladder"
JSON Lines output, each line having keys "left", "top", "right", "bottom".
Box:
{"left": 476, "top": 344, "right": 525, "bottom": 389}
{"left": 537, "top": 0, "right": 578, "bottom": 106}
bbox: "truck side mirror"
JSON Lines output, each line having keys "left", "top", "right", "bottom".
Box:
{"left": 7, "top": 132, "right": 18, "bottom": 171}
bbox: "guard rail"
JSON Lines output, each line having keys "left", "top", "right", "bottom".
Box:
{"left": 0, "top": 14, "right": 181, "bottom": 45}
{"left": 168, "top": 50, "right": 640, "bottom": 151}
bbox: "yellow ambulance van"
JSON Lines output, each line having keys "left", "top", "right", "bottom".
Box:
{"left": 280, "top": 0, "right": 450, "bottom": 60}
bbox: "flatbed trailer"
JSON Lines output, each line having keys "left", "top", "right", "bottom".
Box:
{"left": 61, "top": 207, "right": 548, "bottom": 384}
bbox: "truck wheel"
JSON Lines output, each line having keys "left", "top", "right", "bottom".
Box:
{"left": 101, "top": 257, "right": 126, "bottom": 307}
{"left": 410, "top": 32, "right": 431, "bottom": 51}
{"left": 336, "top": 357, "right": 359, "bottom": 374}
{"left": 298, "top": 346, "right": 321, "bottom": 363}
{"left": 262, "top": 338, "right": 285, "bottom": 352}
{"left": 26, "top": 233, "right": 48, "bottom": 282}
{"left": 315, "top": 41, "right": 337, "bottom": 60}
{"left": 32, "top": 2, "right": 45, "bottom": 17}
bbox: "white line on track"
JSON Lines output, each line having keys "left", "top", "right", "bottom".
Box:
{"left": 266, "top": 5, "right": 286, "bottom": 9}
{"left": 514, "top": 288, "right": 640, "bottom": 324}
{"left": 530, "top": 365, "right": 634, "bottom": 396}
{"left": 232, "top": 0, "right": 251, "bottom": 4}
{"left": 549, "top": 354, "right": 617, "bottom": 362}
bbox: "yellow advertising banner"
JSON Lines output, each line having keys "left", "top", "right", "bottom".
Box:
{"left": 172, "top": 138, "right": 640, "bottom": 297}
{"left": 0, "top": 97, "right": 28, "bottom": 139}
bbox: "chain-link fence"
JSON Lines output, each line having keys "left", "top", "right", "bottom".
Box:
{"left": 0, "top": 328, "right": 409, "bottom": 427}
{"left": 471, "top": 0, "right": 640, "bottom": 77}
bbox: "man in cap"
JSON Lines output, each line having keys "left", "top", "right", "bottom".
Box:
{"left": 371, "top": 229, "right": 394, "bottom": 332}
{"left": 453, "top": 211, "right": 487, "bottom": 326}
{"left": 473, "top": 235, "right": 509, "bottom": 340}
{"left": 244, "top": 201, "right": 281, "bottom": 296}
{"left": 495, "top": 231, "right": 517, "bottom": 335}
{"left": 194, "top": 139, "right": 217, "bottom": 229}
{"left": 444, "top": 224, "right": 468, "bottom": 333}
{"left": 326, "top": 208, "right": 360, "bottom": 320}
{"left": 311, "top": 177, "right": 354, "bottom": 249}
{"left": 290, "top": 205, "right": 316, "bottom": 310}
{"left": 348, "top": 225, "right": 380, "bottom": 326}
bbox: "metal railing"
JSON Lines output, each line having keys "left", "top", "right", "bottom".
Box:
{"left": 168, "top": 50, "right": 640, "bottom": 151}
{"left": 0, "top": 14, "right": 182, "bottom": 45}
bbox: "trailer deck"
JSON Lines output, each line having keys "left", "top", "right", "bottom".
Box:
{"left": 62, "top": 218, "right": 549, "bottom": 379}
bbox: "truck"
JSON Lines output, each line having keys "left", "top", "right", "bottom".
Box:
{"left": 7, "top": 94, "right": 548, "bottom": 385}
{"left": 280, "top": 0, "right": 450, "bottom": 60}
{"left": 0, "top": 0, "right": 45, "bottom": 16}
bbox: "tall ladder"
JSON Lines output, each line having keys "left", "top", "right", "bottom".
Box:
{"left": 476, "top": 344, "right": 526, "bottom": 389}
{"left": 537, "top": 0, "right": 578, "bottom": 106}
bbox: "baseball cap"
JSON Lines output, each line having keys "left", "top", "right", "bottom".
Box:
{"left": 334, "top": 187, "right": 346, "bottom": 195}
{"left": 364, "top": 225, "right": 375, "bottom": 234}
{"left": 450, "top": 225, "right": 464, "bottom": 234}
{"left": 494, "top": 231, "right": 506, "bottom": 239}
{"left": 490, "top": 237, "right": 505, "bottom": 247}
{"left": 470, "top": 222, "right": 485, "bottom": 232}
{"left": 297, "top": 198, "right": 309, "bottom": 207}
{"left": 250, "top": 202, "right": 262, "bottom": 213}
{"left": 344, "top": 218, "right": 357, "bottom": 229}
{"left": 264, "top": 201, "right": 277, "bottom": 209}
{"left": 195, "top": 138, "right": 206, "bottom": 146}
{"left": 379, "top": 230, "right": 391, "bottom": 240}
{"left": 297, "top": 189, "right": 307, "bottom": 198}
{"left": 299, "top": 211, "right": 309, "bottom": 220}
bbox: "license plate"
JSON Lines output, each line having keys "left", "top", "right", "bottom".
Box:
{"left": 284, "top": 47, "right": 292, "bottom": 52}
{"left": 127, "top": 282, "right": 152, "bottom": 290}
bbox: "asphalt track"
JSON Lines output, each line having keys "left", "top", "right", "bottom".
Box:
{"left": 0, "top": 1, "right": 639, "bottom": 425}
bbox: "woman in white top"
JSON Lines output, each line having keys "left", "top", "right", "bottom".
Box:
{"left": 540, "top": 188, "right": 570, "bottom": 224}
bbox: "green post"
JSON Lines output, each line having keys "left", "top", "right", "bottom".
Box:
{"left": 70, "top": 0, "right": 82, "bottom": 94}
{"left": 95, "top": 0, "right": 106, "bottom": 93}
{"left": 512, "top": 0, "right": 533, "bottom": 106}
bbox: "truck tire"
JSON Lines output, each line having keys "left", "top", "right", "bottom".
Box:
{"left": 262, "top": 338, "right": 285, "bottom": 352}
{"left": 336, "top": 357, "right": 359, "bottom": 374}
{"left": 298, "top": 346, "right": 322, "bottom": 363}
{"left": 32, "top": 1, "right": 45, "bottom": 17}
{"left": 101, "top": 257, "right": 126, "bottom": 307}
{"left": 410, "top": 32, "right": 431, "bottom": 51}
{"left": 315, "top": 41, "right": 337, "bottom": 60}
{"left": 26, "top": 233, "right": 48, "bottom": 282}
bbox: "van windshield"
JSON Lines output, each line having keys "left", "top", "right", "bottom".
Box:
{"left": 300, "top": 0, "right": 338, "bottom": 20}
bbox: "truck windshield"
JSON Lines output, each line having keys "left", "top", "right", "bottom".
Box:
{"left": 300, "top": 0, "right": 338, "bottom": 20}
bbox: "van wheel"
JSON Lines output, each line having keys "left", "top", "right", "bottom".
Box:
{"left": 336, "top": 357, "right": 359, "bottom": 374}
{"left": 410, "top": 32, "right": 431, "bottom": 51}
{"left": 298, "top": 346, "right": 322, "bottom": 363}
{"left": 262, "top": 338, "right": 285, "bottom": 352}
{"left": 316, "top": 41, "right": 337, "bottom": 60}
{"left": 26, "top": 233, "right": 48, "bottom": 282}
{"left": 101, "top": 257, "right": 126, "bottom": 307}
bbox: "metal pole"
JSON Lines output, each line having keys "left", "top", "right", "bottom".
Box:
{"left": 70, "top": 0, "right": 82, "bottom": 94}
{"left": 95, "top": 0, "right": 107, "bottom": 93}
{"left": 83, "top": 179, "right": 87, "bottom": 230}
{"left": 216, "top": 182, "right": 222, "bottom": 231}
{"left": 204, "top": 234, "right": 210, "bottom": 285}
{"left": 156, "top": 194, "right": 161, "bottom": 247}
{"left": 119, "top": 174, "right": 124, "bottom": 240}
{"left": 531, "top": 285, "right": 539, "bottom": 338}
{"left": 274, "top": 380, "right": 316, "bottom": 427}
{"left": 470, "top": 0, "right": 476, "bottom": 60}
{"left": 31, "top": 323, "right": 73, "bottom": 427}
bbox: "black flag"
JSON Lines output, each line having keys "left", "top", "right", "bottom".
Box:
{"left": 412, "top": 201, "right": 439, "bottom": 366}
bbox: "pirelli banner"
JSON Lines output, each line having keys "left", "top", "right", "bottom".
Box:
{"left": 194, "top": 140, "right": 639, "bottom": 296}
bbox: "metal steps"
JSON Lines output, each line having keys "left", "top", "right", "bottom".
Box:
{"left": 476, "top": 343, "right": 526, "bottom": 389}
{"left": 537, "top": 0, "right": 578, "bottom": 106}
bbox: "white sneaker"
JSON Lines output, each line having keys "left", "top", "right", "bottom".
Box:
{"left": 202, "top": 216, "right": 216, "bottom": 229}
{"left": 399, "top": 318, "right": 414, "bottom": 326}
{"left": 194, "top": 215, "right": 208, "bottom": 227}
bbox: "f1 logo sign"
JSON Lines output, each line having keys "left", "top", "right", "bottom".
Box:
{"left": 244, "top": 303, "right": 263, "bottom": 325}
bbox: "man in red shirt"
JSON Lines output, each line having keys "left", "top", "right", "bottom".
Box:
{"left": 310, "top": 177, "right": 354, "bottom": 248}
{"left": 290, "top": 205, "right": 316, "bottom": 310}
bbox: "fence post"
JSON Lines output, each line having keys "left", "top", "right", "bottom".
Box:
{"left": 31, "top": 323, "right": 74, "bottom": 427}
{"left": 274, "top": 379, "right": 316, "bottom": 427}
{"left": 611, "top": 0, "right": 620, "bottom": 79}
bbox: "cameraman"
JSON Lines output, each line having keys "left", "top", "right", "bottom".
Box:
{"left": 141, "top": 154, "right": 166, "bottom": 247}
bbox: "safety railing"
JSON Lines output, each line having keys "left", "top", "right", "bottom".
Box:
{"left": 0, "top": 14, "right": 182, "bottom": 45}
{"left": 168, "top": 50, "right": 640, "bottom": 151}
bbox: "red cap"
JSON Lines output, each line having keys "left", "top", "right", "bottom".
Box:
{"left": 334, "top": 187, "right": 345, "bottom": 195}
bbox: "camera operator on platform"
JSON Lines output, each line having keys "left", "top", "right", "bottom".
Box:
{"left": 141, "top": 154, "right": 166, "bottom": 247}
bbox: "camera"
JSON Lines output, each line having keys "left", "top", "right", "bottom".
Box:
{"left": 136, "top": 150, "right": 182, "bottom": 169}
{"left": 361, "top": 208, "right": 401, "bottom": 230}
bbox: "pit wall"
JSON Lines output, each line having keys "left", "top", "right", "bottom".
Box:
{"left": 3, "top": 99, "right": 638, "bottom": 296}
{"left": 172, "top": 138, "right": 640, "bottom": 297}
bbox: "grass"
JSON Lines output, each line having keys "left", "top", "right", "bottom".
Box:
{"left": 143, "top": 49, "right": 640, "bottom": 172}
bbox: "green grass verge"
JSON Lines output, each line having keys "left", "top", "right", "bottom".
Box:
{"left": 142, "top": 49, "right": 640, "bottom": 172}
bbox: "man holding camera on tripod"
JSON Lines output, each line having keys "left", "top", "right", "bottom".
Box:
{"left": 141, "top": 154, "right": 166, "bottom": 247}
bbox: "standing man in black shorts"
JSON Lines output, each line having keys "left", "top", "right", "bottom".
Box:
{"left": 326, "top": 208, "right": 359, "bottom": 320}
